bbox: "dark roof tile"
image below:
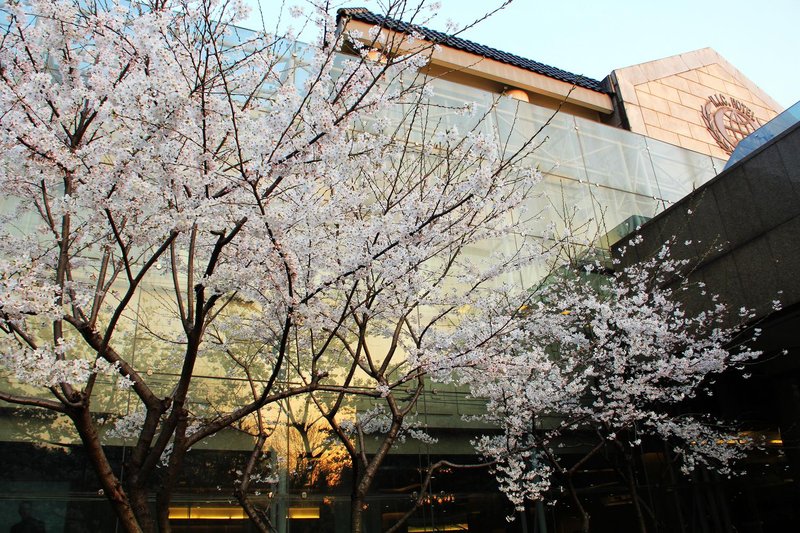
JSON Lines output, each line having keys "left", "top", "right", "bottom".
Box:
{"left": 337, "top": 7, "right": 607, "bottom": 94}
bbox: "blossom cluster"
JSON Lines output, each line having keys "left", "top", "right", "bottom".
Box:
{"left": 451, "top": 247, "right": 760, "bottom": 506}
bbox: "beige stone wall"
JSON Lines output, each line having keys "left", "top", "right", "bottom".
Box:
{"left": 612, "top": 49, "right": 782, "bottom": 159}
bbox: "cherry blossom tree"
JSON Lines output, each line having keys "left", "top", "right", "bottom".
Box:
{"left": 454, "top": 241, "right": 761, "bottom": 532}
{"left": 0, "top": 1, "right": 761, "bottom": 532}
{"left": 0, "top": 0, "right": 540, "bottom": 531}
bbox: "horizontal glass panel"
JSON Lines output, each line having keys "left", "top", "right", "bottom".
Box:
{"left": 402, "top": 77, "right": 495, "bottom": 145}
{"left": 584, "top": 186, "right": 662, "bottom": 247}
{"left": 576, "top": 118, "right": 660, "bottom": 198}
{"left": 494, "top": 97, "right": 584, "bottom": 180}
{"left": 519, "top": 174, "right": 595, "bottom": 239}
{"left": 645, "top": 137, "right": 718, "bottom": 201}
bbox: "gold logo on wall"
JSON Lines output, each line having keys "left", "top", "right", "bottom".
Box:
{"left": 701, "top": 94, "right": 760, "bottom": 154}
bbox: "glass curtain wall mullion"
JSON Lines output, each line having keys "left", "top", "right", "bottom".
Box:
{"left": 644, "top": 135, "right": 719, "bottom": 202}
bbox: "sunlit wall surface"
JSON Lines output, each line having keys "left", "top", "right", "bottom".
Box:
{"left": 0, "top": 40, "right": 727, "bottom": 533}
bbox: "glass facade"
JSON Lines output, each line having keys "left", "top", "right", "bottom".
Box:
{"left": 400, "top": 76, "right": 725, "bottom": 258}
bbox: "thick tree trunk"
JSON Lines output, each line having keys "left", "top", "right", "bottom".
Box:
{"left": 349, "top": 418, "right": 403, "bottom": 532}
{"left": 236, "top": 492, "right": 274, "bottom": 533}
{"left": 128, "top": 485, "right": 155, "bottom": 533}
{"left": 565, "top": 476, "right": 590, "bottom": 533}
{"left": 156, "top": 409, "right": 192, "bottom": 533}
{"left": 156, "top": 484, "right": 174, "bottom": 532}
{"left": 625, "top": 458, "right": 648, "bottom": 533}
{"left": 70, "top": 406, "right": 145, "bottom": 533}
{"left": 350, "top": 491, "right": 366, "bottom": 533}
{"left": 349, "top": 457, "right": 362, "bottom": 533}
{"left": 234, "top": 434, "right": 274, "bottom": 533}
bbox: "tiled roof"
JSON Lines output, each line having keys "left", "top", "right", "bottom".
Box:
{"left": 337, "top": 7, "right": 607, "bottom": 94}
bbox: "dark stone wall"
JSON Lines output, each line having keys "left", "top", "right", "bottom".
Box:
{"left": 613, "top": 121, "right": 800, "bottom": 323}
{"left": 613, "top": 122, "right": 800, "bottom": 524}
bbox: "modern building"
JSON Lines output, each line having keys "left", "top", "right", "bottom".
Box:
{"left": 0, "top": 6, "right": 792, "bottom": 532}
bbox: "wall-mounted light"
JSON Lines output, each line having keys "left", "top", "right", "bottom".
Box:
{"left": 505, "top": 88, "right": 530, "bottom": 103}
{"left": 365, "top": 49, "right": 389, "bottom": 63}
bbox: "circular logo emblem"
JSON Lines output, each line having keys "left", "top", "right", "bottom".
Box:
{"left": 701, "top": 94, "right": 760, "bottom": 154}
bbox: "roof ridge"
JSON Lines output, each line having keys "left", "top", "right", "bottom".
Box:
{"left": 337, "top": 7, "right": 607, "bottom": 94}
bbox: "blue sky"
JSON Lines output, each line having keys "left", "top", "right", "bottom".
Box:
{"left": 242, "top": 0, "right": 799, "bottom": 109}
